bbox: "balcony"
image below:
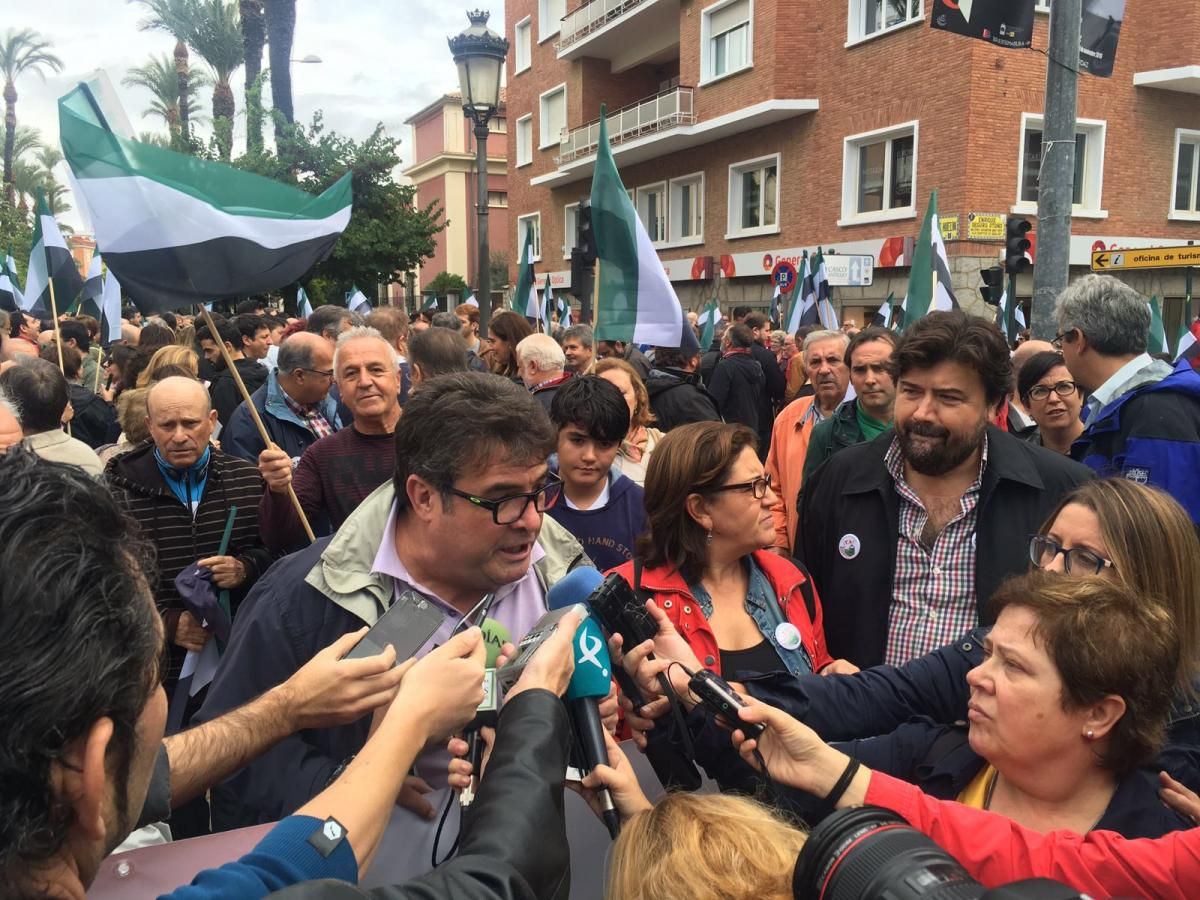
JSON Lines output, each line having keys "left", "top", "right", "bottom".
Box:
{"left": 555, "top": 0, "right": 680, "bottom": 73}
{"left": 557, "top": 87, "right": 695, "bottom": 165}
{"left": 1134, "top": 65, "right": 1200, "bottom": 96}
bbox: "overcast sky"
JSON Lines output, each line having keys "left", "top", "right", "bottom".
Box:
{"left": 8, "top": 0, "right": 505, "bottom": 230}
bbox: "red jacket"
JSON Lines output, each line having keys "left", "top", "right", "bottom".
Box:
{"left": 611, "top": 551, "right": 834, "bottom": 678}
{"left": 866, "top": 771, "right": 1200, "bottom": 899}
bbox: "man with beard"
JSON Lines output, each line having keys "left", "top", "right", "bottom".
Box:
{"left": 796, "top": 311, "right": 1091, "bottom": 669}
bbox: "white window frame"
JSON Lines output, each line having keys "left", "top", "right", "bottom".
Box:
{"left": 488, "top": 191, "right": 508, "bottom": 208}
{"left": 1035, "top": 0, "right": 1050, "bottom": 12}
{"left": 726, "top": 153, "right": 781, "bottom": 240}
{"left": 1170, "top": 128, "right": 1200, "bottom": 221}
{"left": 517, "top": 213, "right": 542, "bottom": 263}
{"left": 515, "top": 114, "right": 533, "bottom": 167}
{"left": 538, "top": 82, "right": 567, "bottom": 150}
{"left": 846, "top": 0, "right": 923, "bottom": 48}
{"left": 700, "top": 0, "right": 754, "bottom": 86}
{"left": 538, "top": 0, "right": 565, "bottom": 43}
{"left": 668, "top": 172, "right": 705, "bottom": 246}
{"left": 563, "top": 202, "right": 579, "bottom": 259}
{"left": 636, "top": 181, "right": 668, "bottom": 246}
{"left": 1013, "top": 113, "right": 1108, "bottom": 219}
{"left": 489, "top": 117, "right": 507, "bottom": 134}
{"left": 514, "top": 17, "right": 532, "bottom": 74}
{"left": 839, "top": 120, "right": 918, "bottom": 226}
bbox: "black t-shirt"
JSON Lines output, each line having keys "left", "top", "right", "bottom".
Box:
{"left": 719, "top": 639, "right": 784, "bottom": 679}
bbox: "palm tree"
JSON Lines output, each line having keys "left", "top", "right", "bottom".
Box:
{"left": 12, "top": 158, "right": 41, "bottom": 213}
{"left": 123, "top": 53, "right": 210, "bottom": 142}
{"left": 133, "top": 0, "right": 200, "bottom": 147}
{"left": 137, "top": 130, "right": 173, "bottom": 148}
{"left": 264, "top": 0, "right": 296, "bottom": 137}
{"left": 0, "top": 29, "right": 63, "bottom": 206}
{"left": 0, "top": 123, "right": 43, "bottom": 166}
{"left": 188, "top": 0, "right": 244, "bottom": 160}
{"left": 240, "top": 0, "right": 266, "bottom": 153}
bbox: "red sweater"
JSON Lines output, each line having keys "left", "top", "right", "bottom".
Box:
{"left": 866, "top": 771, "right": 1200, "bottom": 899}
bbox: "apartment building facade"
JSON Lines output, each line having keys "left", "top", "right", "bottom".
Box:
{"left": 505, "top": 0, "right": 1200, "bottom": 329}
{"left": 404, "top": 92, "right": 510, "bottom": 294}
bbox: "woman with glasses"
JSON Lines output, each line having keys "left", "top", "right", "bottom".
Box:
{"left": 1018, "top": 350, "right": 1085, "bottom": 454}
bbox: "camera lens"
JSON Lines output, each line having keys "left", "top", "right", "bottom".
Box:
{"left": 793, "top": 807, "right": 983, "bottom": 900}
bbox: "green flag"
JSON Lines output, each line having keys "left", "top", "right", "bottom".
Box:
{"left": 698, "top": 298, "right": 723, "bottom": 350}
{"left": 514, "top": 226, "right": 536, "bottom": 317}
{"left": 901, "top": 190, "right": 958, "bottom": 330}
{"left": 1148, "top": 295, "right": 1169, "bottom": 355}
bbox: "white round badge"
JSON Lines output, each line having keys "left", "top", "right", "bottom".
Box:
{"left": 838, "top": 533, "right": 862, "bottom": 560}
{"left": 775, "top": 622, "right": 803, "bottom": 651}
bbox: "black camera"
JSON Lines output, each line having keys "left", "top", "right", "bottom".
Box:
{"left": 793, "top": 807, "right": 1089, "bottom": 900}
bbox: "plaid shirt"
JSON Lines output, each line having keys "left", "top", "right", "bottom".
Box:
{"left": 280, "top": 390, "right": 335, "bottom": 441}
{"left": 883, "top": 435, "right": 987, "bottom": 667}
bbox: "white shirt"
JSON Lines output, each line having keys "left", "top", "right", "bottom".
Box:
{"left": 1085, "top": 353, "right": 1153, "bottom": 424}
{"left": 564, "top": 475, "right": 611, "bottom": 511}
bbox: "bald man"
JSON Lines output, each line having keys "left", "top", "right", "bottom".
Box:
{"left": 106, "top": 377, "right": 273, "bottom": 766}
{"left": 223, "top": 331, "right": 342, "bottom": 464}
{"left": 1008, "top": 339, "right": 1056, "bottom": 436}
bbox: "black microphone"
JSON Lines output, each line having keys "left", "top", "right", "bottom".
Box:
{"left": 566, "top": 615, "right": 621, "bottom": 838}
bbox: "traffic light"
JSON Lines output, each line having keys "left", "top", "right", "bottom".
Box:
{"left": 979, "top": 265, "right": 1005, "bottom": 304}
{"left": 570, "top": 199, "right": 597, "bottom": 299}
{"left": 1005, "top": 217, "right": 1032, "bottom": 275}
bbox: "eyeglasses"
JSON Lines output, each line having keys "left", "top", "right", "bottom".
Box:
{"left": 445, "top": 475, "right": 563, "bottom": 525}
{"left": 1028, "top": 535, "right": 1114, "bottom": 576}
{"left": 1027, "top": 380, "right": 1078, "bottom": 402}
{"left": 709, "top": 474, "right": 773, "bottom": 500}
{"left": 301, "top": 367, "right": 335, "bottom": 379}
{"left": 1051, "top": 329, "right": 1076, "bottom": 350}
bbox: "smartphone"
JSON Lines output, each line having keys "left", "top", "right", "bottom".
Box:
{"left": 345, "top": 590, "right": 447, "bottom": 663}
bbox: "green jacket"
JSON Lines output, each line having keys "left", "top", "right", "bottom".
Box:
{"left": 803, "top": 400, "right": 865, "bottom": 484}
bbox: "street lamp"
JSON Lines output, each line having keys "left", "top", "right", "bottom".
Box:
{"left": 448, "top": 9, "right": 508, "bottom": 339}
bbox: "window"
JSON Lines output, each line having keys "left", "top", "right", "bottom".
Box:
{"left": 515, "top": 115, "right": 533, "bottom": 167}
{"left": 488, "top": 191, "right": 508, "bottom": 207}
{"left": 849, "top": 0, "right": 921, "bottom": 43}
{"left": 701, "top": 0, "right": 752, "bottom": 83}
{"left": 563, "top": 203, "right": 578, "bottom": 258}
{"left": 637, "top": 183, "right": 667, "bottom": 245}
{"left": 539, "top": 0, "right": 565, "bottom": 42}
{"left": 539, "top": 83, "right": 566, "bottom": 149}
{"left": 489, "top": 117, "right": 507, "bottom": 134}
{"left": 514, "top": 17, "right": 532, "bottom": 73}
{"left": 1015, "top": 114, "right": 1106, "bottom": 215}
{"left": 518, "top": 214, "right": 542, "bottom": 262}
{"left": 727, "top": 154, "right": 779, "bottom": 238}
{"left": 669, "top": 173, "right": 704, "bottom": 244}
{"left": 841, "top": 122, "right": 916, "bottom": 223}
{"left": 1035, "top": 0, "right": 1050, "bottom": 11}
{"left": 1172, "top": 130, "right": 1200, "bottom": 218}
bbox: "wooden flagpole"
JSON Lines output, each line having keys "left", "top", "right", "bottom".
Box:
{"left": 592, "top": 259, "right": 601, "bottom": 330}
{"left": 46, "top": 277, "right": 72, "bottom": 436}
{"left": 199, "top": 306, "right": 316, "bottom": 542}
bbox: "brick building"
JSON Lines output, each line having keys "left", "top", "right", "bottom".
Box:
{"left": 504, "top": 0, "right": 1200, "bottom": 331}
{"left": 404, "top": 91, "right": 509, "bottom": 298}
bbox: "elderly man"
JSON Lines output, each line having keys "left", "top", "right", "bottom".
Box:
{"left": 0, "top": 385, "right": 20, "bottom": 450}
{"left": 199, "top": 372, "right": 591, "bottom": 835}
{"left": 306, "top": 304, "right": 354, "bottom": 342}
{"left": 561, "top": 323, "right": 595, "bottom": 375}
{"left": 367, "top": 306, "right": 413, "bottom": 404}
{"left": 0, "top": 357, "right": 103, "bottom": 475}
{"left": 409, "top": 326, "right": 469, "bottom": 390}
{"left": 765, "top": 329, "right": 851, "bottom": 552}
{"left": 517, "top": 332, "right": 571, "bottom": 413}
{"left": 222, "top": 332, "right": 341, "bottom": 464}
{"left": 257, "top": 326, "right": 403, "bottom": 552}
{"left": 106, "top": 377, "right": 271, "bottom": 734}
{"left": 1055, "top": 274, "right": 1200, "bottom": 523}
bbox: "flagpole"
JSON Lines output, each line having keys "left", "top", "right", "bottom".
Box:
{"left": 592, "top": 258, "right": 601, "bottom": 330}
{"left": 199, "top": 307, "right": 316, "bottom": 543}
{"left": 46, "top": 276, "right": 73, "bottom": 436}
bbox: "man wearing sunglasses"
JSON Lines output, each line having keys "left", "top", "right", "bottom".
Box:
{"left": 1055, "top": 274, "right": 1200, "bottom": 525}
{"left": 196, "top": 372, "right": 592, "bottom": 843}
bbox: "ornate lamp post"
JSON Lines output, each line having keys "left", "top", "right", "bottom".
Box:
{"left": 448, "top": 10, "right": 509, "bottom": 339}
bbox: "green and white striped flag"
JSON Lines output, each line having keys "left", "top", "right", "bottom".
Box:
{"left": 902, "top": 190, "right": 958, "bottom": 330}
{"left": 24, "top": 188, "right": 84, "bottom": 317}
{"left": 591, "top": 106, "right": 696, "bottom": 351}
{"left": 1148, "top": 295, "right": 1169, "bottom": 355}
{"left": 514, "top": 227, "right": 537, "bottom": 319}
{"left": 79, "top": 252, "right": 105, "bottom": 319}
{"left": 59, "top": 83, "right": 352, "bottom": 312}
{"left": 297, "top": 286, "right": 313, "bottom": 318}
{"left": 698, "top": 299, "right": 722, "bottom": 350}
{"left": 347, "top": 286, "right": 371, "bottom": 314}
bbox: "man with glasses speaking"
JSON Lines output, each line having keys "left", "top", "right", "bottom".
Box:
{"left": 198, "top": 371, "right": 592, "bottom": 836}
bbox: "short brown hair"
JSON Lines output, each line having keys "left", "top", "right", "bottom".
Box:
{"left": 595, "top": 357, "right": 655, "bottom": 428}
{"left": 892, "top": 310, "right": 1012, "bottom": 408}
{"left": 454, "top": 303, "right": 479, "bottom": 327}
{"left": 743, "top": 312, "right": 769, "bottom": 331}
{"left": 639, "top": 422, "right": 757, "bottom": 582}
{"left": 41, "top": 343, "right": 83, "bottom": 381}
{"left": 988, "top": 571, "right": 1178, "bottom": 774}
{"left": 846, "top": 326, "right": 898, "bottom": 367}
{"left": 367, "top": 307, "right": 410, "bottom": 347}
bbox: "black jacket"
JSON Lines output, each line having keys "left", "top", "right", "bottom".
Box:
{"left": 209, "top": 358, "right": 269, "bottom": 426}
{"left": 268, "top": 689, "right": 571, "bottom": 900}
{"left": 67, "top": 383, "right": 119, "bottom": 449}
{"left": 796, "top": 426, "right": 1093, "bottom": 667}
{"left": 645, "top": 367, "right": 721, "bottom": 432}
{"left": 802, "top": 399, "right": 864, "bottom": 484}
{"left": 706, "top": 351, "right": 765, "bottom": 435}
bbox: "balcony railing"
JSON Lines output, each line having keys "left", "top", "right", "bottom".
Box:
{"left": 556, "top": 86, "right": 695, "bottom": 165}
{"left": 556, "top": 0, "right": 656, "bottom": 54}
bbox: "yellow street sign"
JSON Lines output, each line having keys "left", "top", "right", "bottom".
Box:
{"left": 1092, "top": 245, "right": 1200, "bottom": 271}
{"left": 940, "top": 214, "right": 959, "bottom": 242}
{"left": 966, "top": 213, "right": 1006, "bottom": 241}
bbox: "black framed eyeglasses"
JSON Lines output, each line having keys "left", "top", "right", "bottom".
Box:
{"left": 1051, "top": 329, "right": 1076, "bottom": 350}
{"left": 1029, "top": 535, "right": 1114, "bottom": 576}
{"left": 445, "top": 475, "right": 563, "bottom": 525}
{"left": 1027, "top": 380, "right": 1078, "bottom": 402}
{"left": 709, "top": 474, "right": 773, "bottom": 500}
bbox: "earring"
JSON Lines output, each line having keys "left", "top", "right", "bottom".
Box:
{"left": 1086, "top": 729, "right": 1095, "bottom": 740}
{"left": 706, "top": 531, "right": 713, "bottom": 545}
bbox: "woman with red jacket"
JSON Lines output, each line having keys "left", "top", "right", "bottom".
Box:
{"left": 611, "top": 421, "right": 854, "bottom": 683}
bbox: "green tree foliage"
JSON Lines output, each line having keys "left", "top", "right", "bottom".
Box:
{"left": 188, "top": 0, "right": 244, "bottom": 160}
{"left": 426, "top": 271, "right": 468, "bottom": 297}
{"left": 490, "top": 251, "right": 509, "bottom": 289}
{"left": 0, "top": 198, "right": 33, "bottom": 282}
{"left": 0, "top": 28, "right": 63, "bottom": 206}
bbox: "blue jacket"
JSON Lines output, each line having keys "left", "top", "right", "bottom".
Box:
{"left": 545, "top": 472, "right": 646, "bottom": 572}
{"left": 1072, "top": 358, "right": 1200, "bottom": 524}
{"left": 223, "top": 370, "right": 343, "bottom": 464}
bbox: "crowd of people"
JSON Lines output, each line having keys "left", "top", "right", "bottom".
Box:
{"left": 1, "top": 270, "right": 1200, "bottom": 899}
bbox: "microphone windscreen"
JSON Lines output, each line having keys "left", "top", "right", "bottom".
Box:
{"left": 566, "top": 616, "right": 613, "bottom": 702}
{"left": 479, "top": 617, "right": 512, "bottom": 669}
{"left": 546, "top": 567, "right": 604, "bottom": 612}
